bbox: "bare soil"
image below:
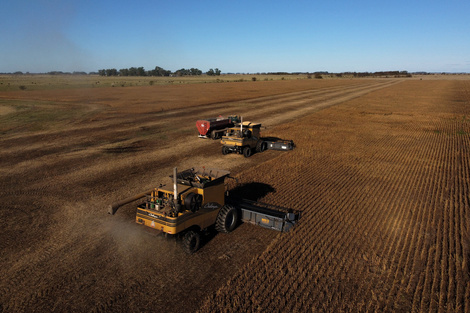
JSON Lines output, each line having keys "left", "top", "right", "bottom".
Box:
{"left": 1, "top": 78, "right": 468, "bottom": 312}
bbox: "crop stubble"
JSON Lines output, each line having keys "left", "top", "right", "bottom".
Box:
{"left": 0, "top": 78, "right": 468, "bottom": 312}
{"left": 198, "top": 80, "right": 470, "bottom": 312}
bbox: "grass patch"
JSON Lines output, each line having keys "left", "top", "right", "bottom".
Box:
{"left": 0, "top": 99, "right": 87, "bottom": 134}
{"left": 0, "top": 74, "right": 315, "bottom": 92}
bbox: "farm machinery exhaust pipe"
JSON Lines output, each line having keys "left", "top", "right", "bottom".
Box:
{"left": 173, "top": 167, "right": 181, "bottom": 213}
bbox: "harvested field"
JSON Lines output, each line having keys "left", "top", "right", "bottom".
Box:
{"left": 200, "top": 80, "right": 470, "bottom": 312}
{"left": 0, "top": 77, "right": 469, "bottom": 312}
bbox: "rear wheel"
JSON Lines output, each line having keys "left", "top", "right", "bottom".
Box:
{"left": 256, "top": 141, "right": 267, "bottom": 153}
{"left": 182, "top": 230, "right": 201, "bottom": 254}
{"left": 216, "top": 205, "right": 239, "bottom": 233}
{"left": 222, "top": 146, "right": 230, "bottom": 155}
{"left": 243, "top": 146, "right": 252, "bottom": 158}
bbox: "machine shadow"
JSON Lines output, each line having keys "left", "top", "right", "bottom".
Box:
{"left": 227, "top": 182, "right": 276, "bottom": 202}
{"left": 201, "top": 182, "right": 276, "bottom": 248}
{"left": 261, "top": 136, "right": 283, "bottom": 142}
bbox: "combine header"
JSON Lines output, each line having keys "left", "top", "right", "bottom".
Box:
{"left": 109, "top": 167, "right": 300, "bottom": 253}
{"left": 265, "top": 139, "right": 295, "bottom": 151}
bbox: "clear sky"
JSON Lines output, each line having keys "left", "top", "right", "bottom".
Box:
{"left": 1, "top": 0, "right": 469, "bottom": 73}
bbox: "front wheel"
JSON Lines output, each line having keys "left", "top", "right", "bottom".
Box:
{"left": 216, "top": 205, "right": 239, "bottom": 233}
{"left": 182, "top": 230, "right": 201, "bottom": 254}
{"left": 243, "top": 146, "right": 252, "bottom": 158}
{"left": 256, "top": 141, "right": 267, "bottom": 153}
{"left": 222, "top": 146, "right": 230, "bottom": 155}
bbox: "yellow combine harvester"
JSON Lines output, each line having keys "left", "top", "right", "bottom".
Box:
{"left": 220, "top": 120, "right": 295, "bottom": 157}
{"left": 221, "top": 121, "right": 266, "bottom": 157}
{"left": 109, "top": 167, "right": 300, "bottom": 253}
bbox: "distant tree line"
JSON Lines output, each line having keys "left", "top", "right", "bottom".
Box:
{"left": 97, "top": 66, "right": 221, "bottom": 77}
{"left": 338, "top": 71, "right": 412, "bottom": 78}
{"left": 260, "top": 71, "right": 412, "bottom": 78}
{"left": 4, "top": 71, "right": 92, "bottom": 75}
{"left": 8, "top": 70, "right": 469, "bottom": 76}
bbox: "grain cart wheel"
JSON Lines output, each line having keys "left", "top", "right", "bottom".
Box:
{"left": 216, "top": 205, "right": 239, "bottom": 233}
{"left": 222, "top": 146, "right": 230, "bottom": 155}
{"left": 183, "top": 230, "right": 201, "bottom": 254}
{"left": 243, "top": 146, "right": 252, "bottom": 158}
{"left": 256, "top": 141, "right": 267, "bottom": 153}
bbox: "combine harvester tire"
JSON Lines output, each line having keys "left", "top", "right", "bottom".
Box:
{"left": 216, "top": 205, "right": 239, "bottom": 233}
{"left": 256, "top": 141, "right": 267, "bottom": 153}
{"left": 243, "top": 147, "right": 252, "bottom": 158}
{"left": 183, "top": 230, "right": 201, "bottom": 254}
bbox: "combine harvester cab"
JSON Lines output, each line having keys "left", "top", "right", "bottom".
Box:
{"left": 196, "top": 115, "right": 240, "bottom": 139}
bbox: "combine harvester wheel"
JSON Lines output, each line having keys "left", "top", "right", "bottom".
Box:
{"left": 243, "top": 146, "right": 252, "bottom": 158}
{"left": 216, "top": 205, "right": 239, "bottom": 233}
{"left": 183, "top": 230, "right": 201, "bottom": 254}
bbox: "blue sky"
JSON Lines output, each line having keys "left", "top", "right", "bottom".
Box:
{"left": 1, "top": 0, "right": 469, "bottom": 73}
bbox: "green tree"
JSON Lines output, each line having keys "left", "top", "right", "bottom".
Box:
{"left": 105, "top": 68, "right": 118, "bottom": 76}
{"left": 137, "top": 67, "right": 146, "bottom": 76}
{"left": 149, "top": 66, "right": 171, "bottom": 76}
{"left": 206, "top": 68, "right": 221, "bottom": 76}
{"left": 128, "top": 67, "right": 138, "bottom": 76}
{"left": 190, "top": 68, "right": 202, "bottom": 75}
{"left": 119, "top": 68, "right": 129, "bottom": 76}
{"left": 175, "top": 68, "right": 190, "bottom": 76}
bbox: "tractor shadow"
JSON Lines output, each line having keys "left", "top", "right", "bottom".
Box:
{"left": 201, "top": 182, "right": 276, "bottom": 248}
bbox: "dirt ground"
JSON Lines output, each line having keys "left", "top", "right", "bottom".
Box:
{"left": 1, "top": 77, "right": 469, "bottom": 312}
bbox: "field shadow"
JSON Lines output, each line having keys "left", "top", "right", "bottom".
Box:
{"left": 103, "top": 142, "right": 144, "bottom": 154}
{"left": 104, "top": 146, "right": 142, "bottom": 154}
